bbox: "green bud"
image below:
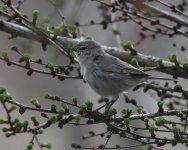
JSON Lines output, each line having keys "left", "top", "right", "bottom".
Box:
{"left": 157, "top": 100, "right": 164, "bottom": 108}
{"left": 84, "top": 35, "right": 93, "bottom": 40}
{"left": 2, "top": 127, "right": 8, "bottom": 132}
{"left": 1, "top": 51, "right": 8, "bottom": 58}
{"left": 23, "top": 120, "right": 29, "bottom": 128}
{"left": 68, "top": 24, "right": 77, "bottom": 33}
{"left": 144, "top": 118, "right": 149, "bottom": 123}
{"left": 168, "top": 53, "right": 177, "bottom": 62}
{"left": 80, "top": 103, "right": 87, "bottom": 111}
{"left": 122, "top": 108, "right": 132, "bottom": 117}
{"left": 124, "top": 118, "right": 130, "bottom": 126}
{"left": 46, "top": 144, "right": 52, "bottom": 149}
{"left": 57, "top": 23, "right": 64, "bottom": 29}
{"left": 32, "top": 10, "right": 40, "bottom": 24}
{"left": 61, "top": 102, "right": 67, "bottom": 109}
{"left": 80, "top": 101, "right": 93, "bottom": 111}
{"left": 53, "top": 23, "right": 65, "bottom": 35}
{"left": 85, "top": 101, "right": 93, "bottom": 110}
{"left": 72, "top": 96, "right": 77, "bottom": 105}
{"left": 126, "top": 108, "right": 133, "bottom": 115}
{"left": 5, "top": 132, "right": 11, "bottom": 138}
{"left": 5, "top": 92, "right": 11, "bottom": 100}
{"left": 26, "top": 144, "right": 33, "bottom": 150}
{"left": 148, "top": 124, "right": 157, "bottom": 134}
{"left": 0, "top": 91, "right": 12, "bottom": 101}
{"left": 31, "top": 116, "right": 39, "bottom": 126}
{"left": 31, "top": 98, "right": 38, "bottom": 105}
{"left": 74, "top": 114, "right": 81, "bottom": 122}
{"left": 50, "top": 103, "right": 56, "bottom": 111}
{"left": 43, "top": 23, "right": 50, "bottom": 31}
{"left": 107, "top": 108, "right": 117, "bottom": 116}
{"left": 13, "top": 118, "right": 19, "bottom": 124}
{"left": 10, "top": 104, "right": 17, "bottom": 111}
{"left": 58, "top": 108, "right": 65, "bottom": 116}
{"left": 47, "top": 63, "right": 54, "bottom": 71}
{"left": 53, "top": 26, "right": 61, "bottom": 35}
{"left": 37, "top": 128, "right": 43, "bottom": 134}
{"left": 130, "top": 58, "right": 139, "bottom": 67}
{"left": 44, "top": 16, "right": 50, "bottom": 24}
{"left": 122, "top": 41, "right": 134, "bottom": 50}
{"left": 22, "top": 53, "right": 30, "bottom": 62}
{"left": 158, "top": 58, "right": 163, "bottom": 66}
{"left": 43, "top": 92, "right": 50, "bottom": 99}
{"left": 183, "top": 62, "right": 188, "bottom": 70}
{"left": 31, "top": 116, "right": 37, "bottom": 122}
{"left": 49, "top": 115, "right": 57, "bottom": 123}
{"left": 15, "top": 121, "right": 23, "bottom": 128}
{"left": 32, "top": 10, "right": 40, "bottom": 18}
{"left": 54, "top": 96, "right": 61, "bottom": 101}
{"left": 155, "top": 117, "right": 167, "bottom": 126}
{"left": 1, "top": 4, "right": 8, "bottom": 12}
{"left": 0, "top": 87, "right": 6, "bottom": 94}
{"left": 67, "top": 40, "right": 77, "bottom": 48}
{"left": 177, "top": 112, "right": 184, "bottom": 118}
{"left": 137, "top": 106, "right": 143, "bottom": 113}
{"left": 172, "top": 125, "right": 180, "bottom": 135}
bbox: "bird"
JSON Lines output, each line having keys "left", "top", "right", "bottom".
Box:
{"left": 72, "top": 40, "right": 168, "bottom": 109}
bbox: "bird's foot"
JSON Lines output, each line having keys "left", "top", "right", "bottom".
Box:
{"left": 95, "top": 96, "right": 119, "bottom": 112}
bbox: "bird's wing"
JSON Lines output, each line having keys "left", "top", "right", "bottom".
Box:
{"left": 94, "top": 54, "right": 149, "bottom": 77}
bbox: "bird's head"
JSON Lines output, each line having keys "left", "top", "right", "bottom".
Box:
{"left": 72, "top": 40, "right": 104, "bottom": 63}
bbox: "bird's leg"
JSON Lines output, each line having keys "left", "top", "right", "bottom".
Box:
{"left": 108, "top": 96, "right": 119, "bottom": 107}
{"left": 104, "top": 96, "right": 119, "bottom": 113}
{"left": 95, "top": 96, "right": 119, "bottom": 112}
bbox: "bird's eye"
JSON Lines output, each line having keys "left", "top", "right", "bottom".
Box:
{"left": 80, "top": 46, "right": 86, "bottom": 50}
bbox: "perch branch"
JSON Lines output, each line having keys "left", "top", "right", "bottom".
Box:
{"left": 0, "top": 19, "right": 187, "bottom": 78}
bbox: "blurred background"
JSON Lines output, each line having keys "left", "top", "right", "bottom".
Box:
{"left": 0, "top": 0, "right": 187, "bottom": 149}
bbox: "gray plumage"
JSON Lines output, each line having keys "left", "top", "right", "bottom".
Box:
{"left": 73, "top": 40, "right": 150, "bottom": 99}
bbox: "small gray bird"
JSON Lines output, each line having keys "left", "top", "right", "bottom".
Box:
{"left": 72, "top": 40, "right": 165, "bottom": 107}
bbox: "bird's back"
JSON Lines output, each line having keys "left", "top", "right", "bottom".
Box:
{"left": 83, "top": 53, "right": 149, "bottom": 97}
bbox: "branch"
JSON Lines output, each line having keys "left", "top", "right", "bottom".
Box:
{"left": 130, "top": 108, "right": 188, "bottom": 120}
{"left": 0, "top": 19, "right": 187, "bottom": 78}
{"left": 138, "top": 2, "right": 188, "bottom": 28}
